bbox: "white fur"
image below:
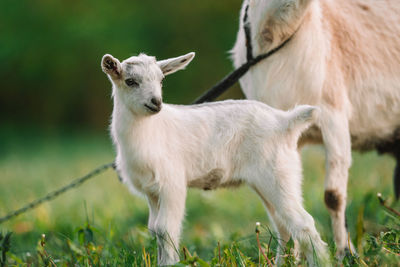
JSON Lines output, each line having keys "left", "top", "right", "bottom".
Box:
{"left": 102, "top": 52, "right": 328, "bottom": 266}
{"left": 231, "top": 0, "right": 400, "bottom": 257}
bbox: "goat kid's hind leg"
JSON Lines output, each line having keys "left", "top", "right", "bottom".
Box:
{"left": 255, "top": 188, "right": 328, "bottom": 266}
{"left": 256, "top": 146, "right": 329, "bottom": 265}
{"left": 154, "top": 186, "right": 186, "bottom": 266}
{"left": 252, "top": 187, "right": 300, "bottom": 265}
{"left": 320, "top": 108, "right": 355, "bottom": 258}
{"left": 273, "top": 192, "right": 329, "bottom": 266}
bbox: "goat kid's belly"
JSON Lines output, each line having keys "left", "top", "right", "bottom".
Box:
{"left": 184, "top": 153, "right": 242, "bottom": 191}
{"left": 187, "top": 168, "right": 243, "bottom": 191}
{"left": 118, "top": 149, "right": 239, "bottom": 194}
{"left": 120, "top": 162, "right": 242, "bottom": 194}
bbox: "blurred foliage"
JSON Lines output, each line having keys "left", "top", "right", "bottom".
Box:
{"left": 0, "top": 0, "right": 244, "bottom": 131}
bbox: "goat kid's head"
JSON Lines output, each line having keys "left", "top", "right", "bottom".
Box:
{"left": 102, "top": 52, "right": 195, "bottom": 116}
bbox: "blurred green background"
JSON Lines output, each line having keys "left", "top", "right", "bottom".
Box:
{"left": 0, "top": 0, "right": 244, "bottom": 131}
{"left": 0, "top": 0, "right": 398, "bottom": 265}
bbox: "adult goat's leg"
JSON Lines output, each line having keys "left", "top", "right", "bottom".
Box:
{"left": 320, "top": 108, "right": 354, "bottom": 257}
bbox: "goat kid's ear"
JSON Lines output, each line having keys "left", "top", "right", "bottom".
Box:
{"left": 157, "top": 52, "right": 195, "bottom": 76}
{"left": 101, "top": 54, "right": 122, "bottom": 79}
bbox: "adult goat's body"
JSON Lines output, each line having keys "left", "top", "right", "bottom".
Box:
{"left": 231, "top": 0, "right": 400, "bottom": 257}
{"left": 102, "top": 52, "right": 328, "bottom": 266}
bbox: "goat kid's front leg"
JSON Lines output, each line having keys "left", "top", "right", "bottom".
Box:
{"left": 320, "top": 108, "right": 355, "bottom": 258}
{"left": 153, "top": 186, "right": 186, "bottom": 266}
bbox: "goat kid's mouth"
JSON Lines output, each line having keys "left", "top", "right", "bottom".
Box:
{"left": 144, "top": 103, "right": 161, "bottom": 113}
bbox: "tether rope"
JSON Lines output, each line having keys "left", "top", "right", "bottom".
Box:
{"left": 0, "top": 163, "right": 115, "bottom": 224}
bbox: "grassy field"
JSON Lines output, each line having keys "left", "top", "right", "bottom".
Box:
{"left": 0, "top": 128, "right": 399, "bottom": 266}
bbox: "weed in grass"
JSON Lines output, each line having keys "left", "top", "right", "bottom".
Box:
{"left": 1, "top": 214, "right": 400, "bottom": 266}
{"left": 0, "top": 232, "right": 12, "bottom": 267}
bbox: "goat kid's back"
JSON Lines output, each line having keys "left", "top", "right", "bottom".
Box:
{"left": 135, "top": 100, "right": 318, "bottom": 174}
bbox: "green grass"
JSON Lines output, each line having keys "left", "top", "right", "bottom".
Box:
{"left": 0, "top": 128, "right": 399, "bottom": 266}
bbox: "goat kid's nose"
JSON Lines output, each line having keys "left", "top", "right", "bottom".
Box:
{"left": 151, "top": 97, "right": 162, "bottom": 107}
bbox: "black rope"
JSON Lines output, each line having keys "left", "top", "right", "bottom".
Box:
{"left": 193, "top": 35, "right": 293, "bottom": 104}
{"left": 243, "top": 4, "right": 254, "bottom": 62}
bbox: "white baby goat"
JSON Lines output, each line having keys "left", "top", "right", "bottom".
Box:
{"left": 101, "top": 52, "right": 328, "bottom": 266}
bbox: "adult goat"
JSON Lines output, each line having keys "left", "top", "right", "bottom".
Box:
{"left": 231, "top": 0, "right": 400, "bottom": 257}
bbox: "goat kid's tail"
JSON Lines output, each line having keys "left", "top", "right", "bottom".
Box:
{"left": 286, "top": 105, "right": 319, "bottom": 141}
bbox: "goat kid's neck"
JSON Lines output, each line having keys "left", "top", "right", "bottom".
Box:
{"left": 112, "top": 96, "right": 164, "bottom": 142}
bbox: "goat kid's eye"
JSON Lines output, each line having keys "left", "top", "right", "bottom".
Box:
{"left": 125, "top": 78, "right": 139, "bottom": 87}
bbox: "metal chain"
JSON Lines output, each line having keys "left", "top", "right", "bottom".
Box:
{"left": 0, "top": 162, "right": 115, "bottom": 224}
